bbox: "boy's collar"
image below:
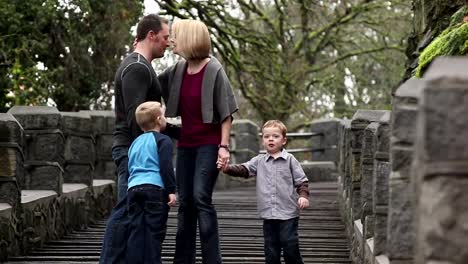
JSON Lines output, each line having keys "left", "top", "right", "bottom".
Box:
{"left": 265, "top": 148, "right": 287, "bottom": 160}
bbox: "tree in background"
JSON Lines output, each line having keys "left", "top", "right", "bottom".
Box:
{"left": 0, "top": 0, "right": 143, "bottom": 112}
{"left": 156, "top": 0, "right": 411, "bottom": 126}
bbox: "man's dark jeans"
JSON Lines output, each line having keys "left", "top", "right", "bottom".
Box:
{"left": 263, "top": 217, "right": 303, "bottom": 264}
{"left": 126, "top": 184, "right": 169, "bottom": 264}
{"left": 99, "top": 146, "right": 130, "bottom": 264}
{"left": 173, "top": 145, "right": 222, "bottom": 264}
{"left": 112, "top": 146, "right": 129, "bottom": 202}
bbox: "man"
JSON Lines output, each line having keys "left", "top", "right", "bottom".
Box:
{"left": 100, "top": 14, "right": 175, "bottom": 263}
{"left": 113, "top": 14, "right": 171, "bottom": 201}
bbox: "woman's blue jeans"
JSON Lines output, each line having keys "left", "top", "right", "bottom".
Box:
{"left": 173, "top": 145, "right": 222, "bottom": 264}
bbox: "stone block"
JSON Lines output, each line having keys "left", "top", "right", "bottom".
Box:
{"left": 64, "top": 135, "right": 95, "bottom": 163}
{"left": 8, "top": 106, "right": 61, "bottom": 130}
{"left": 94, "top": 160, "right": 116, "bottom": 180}
{"left": 0, "top": 178, "right": 20, "bottom": 208}
{"left": 375, "top": 115, "right": 390, "bottom": 161}
{"left": 95, "top": 134, "right": 113, "bottom": 158}
{"left": 64, "top": 163, "right": 93, "bottom": 186}
{"left": 25, "top": 162, "right": 63, "bottom": 194}
{"left": 79, "top": 110, "right": 115, "bottom": 135}
{"left": 25, "top": 132, "right": 65, "bottom": 165}
{"left": 20, "top": 190, "right": 58, "bottom": 251}
{"left": 92, "top": 180, "right": 117, "bottom": 219}
{"left": 0, "top": 114, "right": 24, "bottom": 144}
{"left": 0, "top": 147, "right": 25, "bottom": 188}
{"left": 416, "top": 176, "right": 468, "bottom": 264}
{"left": 61, "top": 112, "right": 92, "bottom": 134}
{"left": 360, "top": 164, "right": 374, "bottom": 214}
{"left": 390, "top": 105, "right": 418, "bottom": 145}
{"left": 373, "top": 161, "right": 390, "bottom": 207}
{"left": 362, "top": 123, "right": 378, "bottom": 163}
{"left": 301, "top": 161, "right": 336, "bottom": 182}
{"left": 374, "top": 206, "right": 388, "bottom": 256}
{"left": 390, "top": 146, "right": 413, "bottom": 176}
{"left": 231, "top": 149, "right": 257, "bottom": 164}
{"left": 387, "top": 176, "right": 413, "bottom": 259}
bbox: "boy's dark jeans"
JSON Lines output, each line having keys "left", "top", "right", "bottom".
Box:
{"left": 126, "top": 184, "right": 169, "bottom": 264}
{"left": 173, "top": 145, "right": 222, "bottom": 264}
{"left": 263, "top": 217, "right": 304, "bottom": 264}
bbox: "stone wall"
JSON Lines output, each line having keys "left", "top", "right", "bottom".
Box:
{"left": 337, "top": 57, "right": 468, "bottom": 264}
{"left": 0, "top": 107, "right": 116, "bottom": 261}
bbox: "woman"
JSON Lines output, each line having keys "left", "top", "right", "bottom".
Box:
{"left": 159, "top": 19, "right": 238, "bottom": 264}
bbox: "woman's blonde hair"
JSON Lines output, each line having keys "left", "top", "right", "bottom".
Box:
{"left": 135, "top": 101, "right": 163, "bottom": 131}
{"left": 262, "top": 120, "right": 288, "bottom": 137}
{"left": 172, "top": 19, "right": 211, "bottom": 59}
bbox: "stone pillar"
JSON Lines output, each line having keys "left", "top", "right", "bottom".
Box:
{"left": 0, "top": 114, "right": 23, "bottom": 259}
{"left": 350, "top": 110, "right": 388, "bottom": 263}
{"left": 310, "top": 118, "right": 341, "bottom": 163}
{"left": 80, "top": 111, "right": 115, "bottom": 180}
{"left": 388, "top": 79, "right": 424, "bottom": 263}
{"left": 373, "top": 112, "right": 391, "bottom": 256}
{"left": 8, "top": 106, "right": 64, "bottom": 194}
{"left": 361, "top": 121, "right": 379, "bottom": 240}
{"left": 414, "top": 58, "right": 468, "bottom": 264}
{"left": 61, "top": 112, "right": 95, "bottom": 186}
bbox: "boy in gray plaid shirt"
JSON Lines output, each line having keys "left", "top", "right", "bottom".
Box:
{"left": 219, "top": 120, "right": 309, "bottom": 264}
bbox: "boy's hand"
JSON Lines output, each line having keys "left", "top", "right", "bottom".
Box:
{"left": 168, "top": 194, "right": 177, "bottom": 207}
{"left": 298, "top": 197, "right": 309, "bottom": 210}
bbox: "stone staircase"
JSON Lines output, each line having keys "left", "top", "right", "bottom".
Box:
{"left": 7, "top": 182, "right": 350, "bottom": 263}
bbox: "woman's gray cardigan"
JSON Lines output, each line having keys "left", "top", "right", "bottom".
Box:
{"left": 158, "top": 56, "right": 238, "bottom": 124}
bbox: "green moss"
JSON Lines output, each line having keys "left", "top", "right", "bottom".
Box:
{"left": 450, "top": 6, "right": 468, "bottom": 26}
{"left": 415, "top": 5, "right": 468, "bottom": 77}
{"left": 415, "top": 22, "right": 468, "bottom": 77}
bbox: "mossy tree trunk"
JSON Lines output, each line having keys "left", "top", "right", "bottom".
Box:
{"left": 404, "top": 0, "right": 466, "bottom": 81}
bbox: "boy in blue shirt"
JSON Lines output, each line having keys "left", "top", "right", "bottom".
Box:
{"left": 126, "top": 101, "right": 177, "bottom": 264}
{"left": 219, "top": 120, "right": 310, "bottom": 264}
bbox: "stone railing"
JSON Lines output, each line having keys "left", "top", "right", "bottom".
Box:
{"left": 336, "top": 57, "right": 468, "bottom": 264}
{"left": 0, "top": 107, "right": 116, "bottom": 261}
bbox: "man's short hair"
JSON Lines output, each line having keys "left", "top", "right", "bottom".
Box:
{"left": 262, "top": 120, "right": 288, "bottom": 137}
{"left": 136, "top": 14, "right": 168, "bottom": 41}
{"left": 135, "top": 101, "right": 163, "bottom": 131}
{"left": 172, "top": 19, "right": 211, "bottom": 59}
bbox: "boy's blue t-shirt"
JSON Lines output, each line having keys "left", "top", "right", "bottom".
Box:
{"left": 127, "top": 131, "right": 176, "bottom": 193}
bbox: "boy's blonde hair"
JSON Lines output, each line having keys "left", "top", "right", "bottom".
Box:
{"left": 172, "top": 19, "right": 211, "bottom": 59}
{"left": 262, "top": 120, "right": 288, "bottom": 137}
{"left": 135, "top": 101, "right": 163, "bottom": 131}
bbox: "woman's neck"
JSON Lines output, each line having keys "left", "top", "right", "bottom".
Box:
{"left": 186, "top": 57, "right": 210, "bottom": 74}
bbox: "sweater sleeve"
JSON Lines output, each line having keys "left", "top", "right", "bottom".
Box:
{"left": 155, "top": 134, "right": 176, "bottom": 194}
{"left": 122, "top": 63, "right": 152, "bottom": 140}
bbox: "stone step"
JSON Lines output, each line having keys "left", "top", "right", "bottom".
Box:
{"left": 7, "top": 181, "right": 351, "bottom": 263}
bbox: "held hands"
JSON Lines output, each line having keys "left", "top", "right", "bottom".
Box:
{"left": 216, "top": 147, "right": 230, "bottom": 171}
{"left": 168, "top": 194, "right": 177, "bottom": 207}
{"left": 298, "top": 197, "right": 309, "bottom": 210}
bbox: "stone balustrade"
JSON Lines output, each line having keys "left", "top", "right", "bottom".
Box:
{"left": 336, "top": 57, "right": 468, "bottom": 264}
{"left": 0, "top": 108, "right": 116, "bottom": 261}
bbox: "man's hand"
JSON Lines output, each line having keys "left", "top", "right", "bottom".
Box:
{"left": 168, "top": 194, "right": 177, "bottom": 207}
{"left": 298, "top": 197, "right": 309, "bottom": 210}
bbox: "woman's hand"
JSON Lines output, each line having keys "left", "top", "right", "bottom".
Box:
{"left": 217, "top": 147, "right": 230, "bottom": 170}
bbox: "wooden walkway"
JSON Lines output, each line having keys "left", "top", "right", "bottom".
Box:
{"left": 7, "top": 182, "right": 350, "bottom": 263}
